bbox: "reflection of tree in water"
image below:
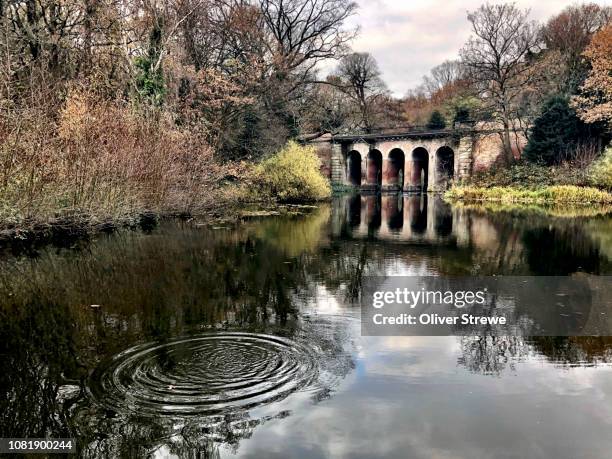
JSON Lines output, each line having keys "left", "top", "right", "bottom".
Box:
{"left": 529, "top": 336, "right": 612, "bottom": 365}
{"left": 458, "top": 335, "right": 612, "bottom": 376}
{"left": 75, "top": 416, "right": 169, "bottom": 458}
{"left": 76, "top": 409, "right": 272, "bottom": 458}
{"left": 2, "top": 199, "right": 611, "bottom": 453}
{"left": 0, "top": 299, "right": 84, "bottom": 439}
{"left": 344, "top": 245, "right": 369, "bottom": 302}
{"left": 299, "top": 314, "right": 357, "bottom": 402}
{"left": 440, "top": 208, "right": 610, "bottom": 276}
{"left": 523, "top": 225, "right": 602, "bottom": 275}
{"left": 0, "top": 208, "right": 357, "bottom": 457}
{"left": 458, "top": 335, "right": 529, "bottom": 375}
{"left": 517, "top": 277, "right": 594, "bottom": 335}
{"left": 434, "top": 200, "right": 453, "bottom": 237}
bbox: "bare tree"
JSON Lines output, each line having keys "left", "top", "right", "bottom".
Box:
{"left": 543, "top": 3, "right": 612, "bottom": 92}
{"left": 422, "top": 60, "right": 464, "bottom": 96}
{"left": 259, "top": 0, "right": 357, "bottom": 89}
{"left": 460, "top": 3, "right": 542, "bottom": 164}
{"left": 4, "top": 0, "right": 84, "bottom": 73}
{"left": 336, "top": 52, "right": 387, "bottom": 131}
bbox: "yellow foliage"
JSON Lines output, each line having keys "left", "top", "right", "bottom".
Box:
{"left": 254, "top": 141, "right": 331, "bottom": 202}
{"left": 589, "top": 146, "right": 612, "bottom": 190}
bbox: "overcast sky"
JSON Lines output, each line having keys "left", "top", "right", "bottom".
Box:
{"left": 340, "top": 0, "right": 612, "bottom": 97}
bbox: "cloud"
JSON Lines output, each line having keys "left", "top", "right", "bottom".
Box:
{"left": 342, "top": 0, "right": 611, "bottom": 97}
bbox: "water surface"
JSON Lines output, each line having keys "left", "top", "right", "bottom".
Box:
{"left": 1, "top": 194, "right": 611, "bottom": 458}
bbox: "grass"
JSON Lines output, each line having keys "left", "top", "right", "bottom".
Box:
{"left": 445, "top": 185, "right": 612, "bottom": 205}
{"left": 331, "top": 182, "right": 358, "bottom": 194}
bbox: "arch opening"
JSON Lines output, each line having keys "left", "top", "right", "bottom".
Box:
{"left": 387, "top": 149, "right": 405, "bottom": 189}
{"left": 436, "top": 146, "right": 454, "bottom": 190}
{"left": 367, "top": 150, "right": 383, "bottom": 187}
{"left": 410, "top": 148, "right": 429, "bottom": 192}
{"left": 347, "top": 151, "right": 362, "bottom": 186}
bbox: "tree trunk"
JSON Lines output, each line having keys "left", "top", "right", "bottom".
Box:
{"left": 501, "top": 118, "right": 515, "bottom": 165}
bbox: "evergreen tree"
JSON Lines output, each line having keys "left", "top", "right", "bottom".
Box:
{"left": 134, "top": 22, "right": 166, "bottom": 106}
{"left": 524, "top": 95, "right": 594, "bottom": 165}
{"left": 427, "top": 110, "right": 446, "bottom": 129}
{"left": 453, "top": 107, "right": 471, "bottom": 126}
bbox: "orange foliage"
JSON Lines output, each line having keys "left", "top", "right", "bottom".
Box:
{"left": 572, "top": 24, "right": 612, "bottom": 127}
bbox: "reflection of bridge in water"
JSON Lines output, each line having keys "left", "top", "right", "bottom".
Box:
{"left": 332, "top": 194, "right": 470, "bottom": 246}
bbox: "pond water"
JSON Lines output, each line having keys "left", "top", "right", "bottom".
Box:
{"left": 1, "top": 194, "right": 612, "bottom": 458}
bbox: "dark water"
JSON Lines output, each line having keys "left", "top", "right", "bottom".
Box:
{"left": 1, "top": 194, "right": 612, "bottom": 458}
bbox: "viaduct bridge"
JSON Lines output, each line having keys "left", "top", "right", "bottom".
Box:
{"left": 310, "top": 128, "right": 489, "bottom": 192}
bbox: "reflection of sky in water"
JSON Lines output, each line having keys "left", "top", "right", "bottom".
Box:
{"left": 229, "top": 323, "right": 612, "bottom": 459}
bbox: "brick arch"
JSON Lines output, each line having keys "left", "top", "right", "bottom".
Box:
{"left": 408, "top": 147, "right": 429, "bottom": 192}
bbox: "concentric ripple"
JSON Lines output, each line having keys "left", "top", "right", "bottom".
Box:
{"left": 89, "top": 332, "right": 318, "bottom": 416}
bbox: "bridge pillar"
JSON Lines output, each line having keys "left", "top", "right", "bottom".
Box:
{"left": 427, "top": 151, "right": 437, "bottom": 192}
{"left": 331, "top": 143, "right": 344, "bottom": 184}
{"left": 361, "top": 154, "right": 367, "bottom": 187}
{"left": 382, "top": 153, "right": 405, "bottom": 192}
{"left": 381, "top": 156, "right": 393, "bottom": 191}
{"left": 456, "top": 134, "right": 473, "bottom": 181}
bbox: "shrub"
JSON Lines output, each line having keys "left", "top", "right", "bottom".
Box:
{"left": 470, "top": 163, "right": 554, "bottom": 188}
{"left": 589, "top": 146, "right": 612, "bottom": 190}
{"left": 469, "top": 161, "right": 591, "bottom": 189}
{"left": 254, "top": 141, "right": 331, "bottom": 202}
{"left": 0, "top": 89, "right": 228, "bottom": 228}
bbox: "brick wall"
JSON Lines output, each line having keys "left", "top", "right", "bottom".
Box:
{"left": 472, "top": 130, "right": 527, "bottom": 172}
